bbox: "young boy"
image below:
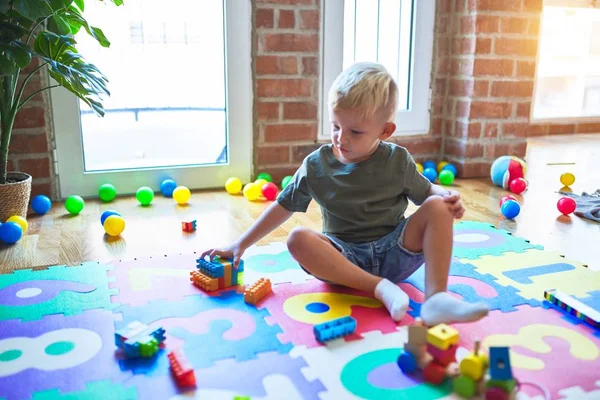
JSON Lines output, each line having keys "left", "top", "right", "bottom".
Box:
{"left": 202, "top": 62, "right": 489, "bottom": 326}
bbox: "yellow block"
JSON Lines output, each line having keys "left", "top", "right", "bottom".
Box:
{"left": 427, "top": 324, "right": 459, "bottom": 350}
{"left": 460, "top": 352, "right": 489, "bottom": 381}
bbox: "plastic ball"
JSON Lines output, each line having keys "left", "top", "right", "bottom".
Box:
{"left": 173, "top": 186, "right": 191, "bottom": 204}
{"left": 100, "top": 210, "right": 121, "bottom": 226}
{"left": 31, "top": 195, "right": 52, "bottom": 215}
{"left": 103, "top": 215, "right": 125, "bottom": 236}
{"left": 243, "top": 183, "right": 261, "bottom": 201}
{"left": 490, "top": 155, "right": 527, "bottom": 189}
{"left": 501, "top": 199, "right": 521, "bottom": 219}
{"left": 437, "top": 161, "right": 449, "bottom": 173}
{"left": 557, "top": 196, "right": 576, "bottom": 215}
{"left": 136, "top": 186, "right": 154, "bottom": 206}
{"left": 98, "top": 183, "right": 116, "bottom": 202}
{"left": 442, "top": 163, "right": 457, "bottom": 176}
{"left": 281, "top": 175, "right": 293, "bottom": 189}
{"left": 0, "top": 221, "right": 22, "bottom": 244}
{"left": 499, "top": 194, "right": 518, "bottom": 207}
{"left": 256, "top": 172, "right": 273, "bottom": 182}
{"left": 416, "top": 163, "right": 423, "bottom": 173}
{"left": 160, "top": 179, "right": 177, "bottom": 197}
{"left": 261, "top": 182, "right": 278, "bottom": 201}
{"left": 254, "top": 178, "right": 268, "bottom": 187}
{"left": 423, "top": 160, "right": 436, "bottom": 170}
{"left": 438, "top": 170, "right": 455, "bottom": 186}
{"left": 65, "top": 195, "right": 85, "bottom": 215}
{"left": 422, "top": 167, "right": 437, "bottom": 183}
{"left": 509, "top": 177, "right": 528, "bottom": 194}
{"left": 560, "top": 172, "right": 575, "bottom": 187}
{"left": 6, "top": 215, "right": 28, "bottom": 234}
{"left": 225, "top": 177, "right": 242, "bottom": 195}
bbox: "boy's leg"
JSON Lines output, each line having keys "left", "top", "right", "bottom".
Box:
{"left": 402, "top": 196, "right": 489, "bottom": 325}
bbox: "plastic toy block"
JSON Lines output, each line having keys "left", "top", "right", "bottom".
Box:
{"left": 168, "top": 349, "right": 196, "bottom": 388}
{"left": 244, "top": 278, "right": 272, "bottom": 305}
{"left": 489, "top": 346, "right": 513, "bottom": 381}
{"left": 460, "top": 340, "right": 488, "bottom": 381}
{"left": 313, "top": 315, "right": 357, "bottom": 342}
{"left": 486, "top": 379, "right": 517, "bottom": 393}
{"left": 423, "top": 361, "right": 447, "bottom": 385}
{"left": 427, "top": 342, "right": 457, "bottom": 367}
{"left": 190, "top": 270, "right": 219, "bottom": 292}
{"left": 182, "top": 220, "right": 197, "bottom": 232}
{"left": 196, "top": 257, "right": 225, "bottom": 278}
{"left": 485, "top": 387, "right": 510, "bottom": 400}
{"left": 545, "top": 289, "right": 600, "bottom": 329}
{"left": 427, "top": 323, "right": 459, "bottom": 350}
{"left": 114, "top": 320, "right": 166, "bottom": 358}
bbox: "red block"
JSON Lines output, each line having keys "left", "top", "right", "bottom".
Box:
{"left": 424, "top": 361, "right": 447, "bottom": 385}
{"left": 168, "top": 349, "right": 196, "bottom": 388}
{"left": 427, "top": 342, "right": 457, "bottom": 366}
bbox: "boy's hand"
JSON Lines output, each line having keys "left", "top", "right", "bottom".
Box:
{"left": 201, "top": 243, "right": 245, "bottom": 269}
{"left": 443, "top": 190, "right": 465, "bottom": 219}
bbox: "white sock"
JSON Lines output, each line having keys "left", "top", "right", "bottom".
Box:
{"left": 420, "top": 292, "right": 489, "bottom": 326}
{"left": 374, "top": 279, "right": 409, "bottom": 321}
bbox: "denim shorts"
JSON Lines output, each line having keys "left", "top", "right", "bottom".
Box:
{"left": 303, "top": 217, "right": 425, "bottom": 284}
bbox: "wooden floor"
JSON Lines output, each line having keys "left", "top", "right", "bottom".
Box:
{"left": 1, "top": 134, "right": 599, "bottom": 274}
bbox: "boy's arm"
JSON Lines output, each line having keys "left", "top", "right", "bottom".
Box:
{"left": 236, "top": 201, "right": 294, "bottom": 250}
{"left": 427, "top": 184, "right": 465, "bottom": 219}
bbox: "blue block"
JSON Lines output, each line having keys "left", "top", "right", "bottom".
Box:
{"left": 196, "top": 258, "right": 224, "bottom": 278}
{"left": 313, "top": 316, "right": 357, "bottom": 342}
{"left": 397, "top": 351, "right": 417, "bottom": 374}
{"left": 489, "top": 347, "right": 513, "bottom": 381}
{"left": 503, "top": 263, "right": 574, "bottom": 284}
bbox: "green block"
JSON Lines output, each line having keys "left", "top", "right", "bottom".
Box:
{"left": 32, "top": 380, "right": 137, "bottom": 399}
{"left": 486, "top": 378, "right": 517, "bottom": 393}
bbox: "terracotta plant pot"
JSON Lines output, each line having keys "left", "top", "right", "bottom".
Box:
{"left": 0, "top": 172, "right": 32, "bottom": 222}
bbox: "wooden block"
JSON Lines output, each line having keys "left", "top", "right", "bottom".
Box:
{"left": 423, "top": 361, "right": 447, "bottom": 385}
{"left": 408, "top": 324, "right": 428, "bottom": 346}
{"left": 427, "top": 342, "right": 457, "bottom": 367}
{"left": 427, "top": 323, "right": 459, "bottom": 350}
{"left": 403, "top": 342, "right": 426, "bottom": 359}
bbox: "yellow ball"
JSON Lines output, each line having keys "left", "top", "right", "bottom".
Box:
{"left": 560, "top": 172, "right": 575, "bottom": 187}
{"left": 173, "top": 186, "right": 191, "bottom": 204}
{"left": 437, "top": 161, "right": 449, "bottom": 173}
{"left": 416, "top": 163, "right": 423, "bottom": 173}
{"left": 243, "top": 183, "right": 261, "bottom": 201}
{"left": 254, "top": 178, "right": 268, "bottom": 187}
{"left": 103, "top": 215, "right": 125, "bottom": 236}
{"left": 225, "top": 177, "right": 242, "bottom": 195}
{"left": 6, "top": 215, "right": 28, "bottom": 234}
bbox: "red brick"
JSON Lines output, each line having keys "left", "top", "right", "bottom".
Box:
{"left": 474, "top": 59, "right": 514, "bottom": 76}
{"left": 527, "top": 124, "right": 549, "bottom": 136}
{"left": 278, "top": 10, "right": 295, "bottom": 29}
{"left": 20, "top": 157, "right": 50, "bottom": 178}
{"left": 453, "top": 38, "right": 475, "bottom": 54}
{"left": 257, "top": 0, "right": 313, "bottom": 3}
{"left": 293, "top": 143, "right": 321, "bottom": 162}
{"left": 257, "top": 145, "right": 290, "bottom": 164}
{"left": 256, "top": 8, "right": 274, "bottom": 28}
{"left": 300, "top": 10, "right": 319, "bottom": 29}
{"left": 476, "top": 16, "right": 499, "bottom": 33}
{"left": 457, "top": 100, "right": 471, "bottom": 118}
{"left": 445, "top": 120, "right": 455, "bottom": 137}
{"left": 516, "top": 102, "right": 530, "bottom": 118}
{"left": 438, "top": 37, "right": 450, "bottom": 57}
{"left": 436, "top": 56, "right": 450, "bottom": 77}
{"left": 470, "top": 101, "right": 512, "bottom": 118}
{"left": 257, "top": 102, "right": 280, "bottom": 121}
{"left": 8, "top": 133, "right": 48, "bottom": 153}
{"left": 503, "top": 122, "right": 528, "bottom": 138}
{"left": 528, "top": 17, "right": 540, "bottom": 36}
{"left": 21, "top": 57, "right": 40, "bottom": 74}
{"left": 7, "top": 159, "right": 15, "bottom": 172}
{"left": 516, "top": 60, "right": 536, "bottom": 78}
{"left": 264, "top": 123, "right": 317, "bottom": 142}
{"left": 475, "top": 38, "right": 492, "bottom": 54}
{"left": 476, "top": 0, "right": 520, "bottom": 11}
{"left": 468, "top": 122, "right": 482, "bottom": 138}
{"left": 523, "top": 0, "right": 542, "bottom": 12}
{"left": 461, "top": 16, "right": 476, "bottom": 34}
{"left": 548, "top": 124, "right": 575, "bottom": 135}
{"left": 432, "top": 97, "right": 444, "bottom": 116}
{"left": 431, "top": 117, "right": 443, "bottom": 135}
{"left": 437, "top": 16, "right": 449, "bottom": 35}
{"left": 302, "top": 56, "right": 318, "bottom": 76}
{"left": 283, "top": 102, "right": 317, "bottom": 120}
{"left": 501, "top": 17, "right": 528, "bottom": 34}
{"left": 455, "top": 0, "right": 466, "bottom": 12}
{"left": 455, "top": 121, "right": 480, "bottom": 139}
{"left": 459, "top": 161, "right": 493, "bottom": 178}
{"left": 484, "top": 122, "right": 499, "bottom": 138}
{"left": 439, "top": 0, "right": 451, "bottom": 13}
{"left": 451, "top": 79, "right": 473, "bottom": 97}
{"left": 452, "top": 58, "right": 474, "bottom": 75}
{"left": 18, "top": 74, "right": 44, "bottom": 104}
{"left": 30, "top": 181, "right": 52, "bottom": 201}
{"left": 13, "top": 106, "right": 45, "bottom": 129}
{"left": 399, "top": 137, "right": 442, "bottom": 155}
{"left": 260, "top": 167, "right": 301, "bottom": 185}
{"left": 484, "top": 142, "right": 510, "bottom": 158}
{"left": 445, "top": 139, "right": 484, "bottom": 158}
{"left": 474, "top": 80, "right": 489, "bottom": 97}
{"left": 510, "top": 141, "right": 528, "bottom": 158}
{"left": 576, "top": 123, "right": 600, "bottom": 134}
{"left": 263, "top": 34, "right": 319, "bottom": 52}
{"left": 495, "top": 38, "right": 538, "bottom": 57}
{"left": 491, "top": 81, "right": 534, "bottom": 98}
{"left": 257, "top": 79, "right": 312, "bottom": 98}
{"left": 256, "top": 55, "right": 298, "bottom": 75}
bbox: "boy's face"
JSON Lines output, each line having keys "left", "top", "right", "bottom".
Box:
{"left": 329, "top": 106, "right": 396, "bottom": 164}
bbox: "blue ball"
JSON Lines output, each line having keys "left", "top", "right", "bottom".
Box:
{"left": 501, "top": 199, "right": 521, "bottom": 219}
{"left": 160, "top": 179, "right": 177, "bottom": 197}
{"left": 101, "top": 210, "right": 121, "bottom": 225}
{"left": 423, "top": 160, "right": 436, "bottom": 170}
{"left": 31, "top": 194, "right": 52, "bottom": 215}
{"left": 442, "top": 163, "right": 458, "bottom": 176}
{"left": 0, "top": 221, "right": 23, "bottom": 244}
{"left": 423, "top": 167, "right": 437, "bottom": 183}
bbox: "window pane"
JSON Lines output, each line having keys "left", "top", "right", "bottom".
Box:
{"left": 532, "top": 6, "right": 600, "bottom": 120}
{"left": 75, "top": 0, "right": 227, "bottom": 172}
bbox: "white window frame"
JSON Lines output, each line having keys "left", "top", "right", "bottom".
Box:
{"left": 49, "top": 0, "right": 252, "bottom": 199}
{"left": 319, "top": 0, "right": 435, "bottom": 140}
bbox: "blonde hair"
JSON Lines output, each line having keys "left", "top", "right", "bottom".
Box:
{"left": 328, "top": 62, "right": 398, "bottom": 121}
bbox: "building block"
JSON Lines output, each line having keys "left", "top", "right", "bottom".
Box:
{"left": 244, "top": 278, "right": 272, "bottom": 305}
{"left": 545, "top": 289, "right": 600, "bottom": 329}
{"left": 488, "top": 347, "right": 513, "bottom": 381}
{"left": 193, "top": 256, "right": 245, "bottom": 292}
{"left": 182, "top": 220, "right": 197, "bottom": 232}
{"left": 403, "top": 342, "right": 426, "bottom": 359}
{"left": 114, "top": 320, "right": 166, "bottom": 358}
{"left": 408, "top": 318, "right": 428, "bottom": 345}
{"left": 486, "top": 378, "right": 517, "bottom": 393}
{"left": 427, "top": 323, "right": 459, "bottom": 350}
{"left": 196, "top": 257, "right": 225, "bottom": 278}
{"left": 453, "top": 375, "right": 477, "bottom": 399}
{"left": 460, "top": 340, "right": 489, "bottom": 381}
{"left": 427, "top": 342, "right": 457, "bottom": 367}
{"left": 485, "top": 386, "right": 510, "bottom": 400}
{"left": 168, "top": 349, "right": 196, "bottom": 388}
{"left": 313, "top": 316, "right": 357, "bottom": 343}
{"left": 190, "top": 270, "right": 219, "bottom": 292}
{"left": 423, "top": 361, "right": 447, "bottom": 385}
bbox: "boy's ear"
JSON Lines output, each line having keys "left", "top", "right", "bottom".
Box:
{"left": 380, "top": 122, "right": 396, "bottom": 140}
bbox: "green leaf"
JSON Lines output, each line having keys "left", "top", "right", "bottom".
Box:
{"left": 0, "top": 20, "right": 29, "bottom": 43}
{"left": 11, "top": 0, "right": 71, "bottom": 20}
{"left": 60, "top": 6, "right": 110, "bottom": 47}
{"left": 110, "top": 0, "right": 123, "bottom": 6}
{"left": 0, "top": 53, "right": 18, "bottom": 76}
{"left": 0, "top": 1, "right": 11, "bottom": 13}
{"left": 0, "top": 40, "right": 31, "bottom": 67}
{"left": 34, "top": 32, "right": 108, "bottom": 116}
{"left": 47, "top": 14, "right": 71, "bottom": 34}
{"left": 73, "top": 0, "right": 83, "bottom": 12}
{"left": 6, "top": 10, "right": 35, "bottom": 29}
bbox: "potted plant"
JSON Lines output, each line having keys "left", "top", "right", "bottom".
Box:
{"left": 0, "top": 0, "right": 120, "bottom": 221}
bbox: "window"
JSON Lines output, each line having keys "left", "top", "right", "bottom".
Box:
{"left": 532, "top": 2, "right": 600, "bottom": 121}
{"left": 320, "top": 0, "right": 435, "bottom": 138}
{"left": 50, "top": 0, "right": 252, "bottom": 198}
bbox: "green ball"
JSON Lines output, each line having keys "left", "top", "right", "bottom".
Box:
{"left": 98, "top": 183, "right": 116, "bottom": 202}
{"left": 136, "top": 186, "right": 154, "bottom": 206}
{"left": 65, "top": 195, "right": 85, "bottom": 215}
{"left": 257, "top": 172, "right": 272, "bottom": 182}
{"left": 281, "top": 175, "right": 293, "bottom": 189}
{"left": 439, "top": 170, "right": 455, "bottom": 186}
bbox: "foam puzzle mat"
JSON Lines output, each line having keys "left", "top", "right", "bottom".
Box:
{"left": 1, "top": 221, "right": 599, "bottom": 399}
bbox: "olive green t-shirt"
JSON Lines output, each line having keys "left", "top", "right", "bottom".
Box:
{"left": 276, "top": 141, "right": 432, "bottom": 243}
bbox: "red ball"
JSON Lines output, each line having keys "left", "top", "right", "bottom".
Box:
{"left": 557, "top": 196, "right": 576, "bottom": 215}
{"left": 509, "top": 178, "right": 527, "bottom": 194}
{"left": 261, "top": 182, "right": 278, "bottom": 201}
{"left": 499, "top": 194, "right": 518, "bottom": 207}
